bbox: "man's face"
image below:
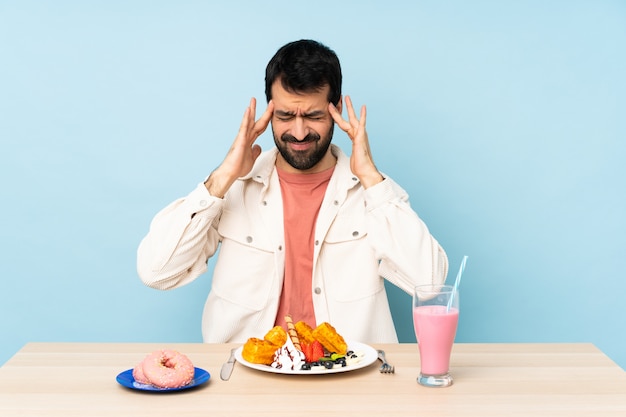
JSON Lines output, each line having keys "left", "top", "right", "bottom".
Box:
{"left": 270, "top": 81, "right": 337, "bottom": 172}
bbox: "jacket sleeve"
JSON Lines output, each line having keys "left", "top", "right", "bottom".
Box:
{"left": 363, "top": 177, "right": 448, "bottom": 294}
{"left": 136, "top": 182, "right": 223, "bottom": 290}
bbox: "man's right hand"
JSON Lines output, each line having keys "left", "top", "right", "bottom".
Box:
{"left": 204, "top": 98, "right": 274, "bottom": 198}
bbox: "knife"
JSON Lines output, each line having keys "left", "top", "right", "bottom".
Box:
{"left": 220, "top": 348, "right": 237, "bottom": 381}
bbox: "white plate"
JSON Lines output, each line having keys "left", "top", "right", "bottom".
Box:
{"left": 234, "top": 341, "right": 377, "bottom": 375}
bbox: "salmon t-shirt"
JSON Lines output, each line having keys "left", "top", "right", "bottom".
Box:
{"left": 274, "top": 165, "right": 335, "bottom": 330}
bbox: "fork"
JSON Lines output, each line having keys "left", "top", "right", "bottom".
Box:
{"left": 377, "top": 349, "right": 395, "bottom": 374}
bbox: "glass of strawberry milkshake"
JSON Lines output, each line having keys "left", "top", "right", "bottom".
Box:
{"left": 413, "top": 284, "right": 459, "bottom": 387}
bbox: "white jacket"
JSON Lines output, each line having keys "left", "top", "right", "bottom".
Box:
{"left": 137, "top": 145, "right": 448, "bottom": 343}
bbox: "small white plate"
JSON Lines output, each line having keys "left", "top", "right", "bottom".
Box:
{"left": 234, "top": 341, "right": 377, "bottom": 375}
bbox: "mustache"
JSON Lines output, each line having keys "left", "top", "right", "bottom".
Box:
{"left": 281, "top": 132, "right": 321, "bottom": 143}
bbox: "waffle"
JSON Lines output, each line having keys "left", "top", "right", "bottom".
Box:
{"left": 294, "top": 321, "right": 316, "bottom": 345}
{"left": 241, "top": 326, "right": 287, "bottom": 365}
{"left": 311, "top": 322, "right": 348, "bottom": 355}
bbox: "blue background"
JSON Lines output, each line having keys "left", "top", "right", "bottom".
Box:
{"left": 2, "top": 1, "right": 625, "bottom": 369}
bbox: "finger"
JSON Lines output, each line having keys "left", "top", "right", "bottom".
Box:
{"left": 237, "top": 106, "right": 253, "bottom": 140}
{"left": 259, "top": 100, "right": 274, "bottom": 125}
{"left": 251, "top": 100, "right": 274, "bottom": 138}
{"left": 328, "top": 102, "right": 351, "bottom": 131}
{"left": 249, "top": 97, "right": 257, "bottom": 114}
{"left": 345, "top": 95, "right": 359, "bottom": 126}
{"left": 247, "top": 97, "right": 258, "bottom": 130}
{"left": 328, "top": 102, "right": 345, "bottom": 123}
{"left": 357, "top": 105, "right": 373, "bottom": 155}
{"left": 359, "top": 104, "right": 367, "bottom": 129}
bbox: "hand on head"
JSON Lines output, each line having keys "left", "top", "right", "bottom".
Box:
{"left": 204, "top": 98, "right": 274, "bottom": 198}
{"left": 329, "top": 96, "right": 384, "bottom": 189}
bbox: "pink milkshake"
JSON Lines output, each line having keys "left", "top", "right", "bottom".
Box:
{"left": 413, "top": 305, "right": 459, "bottom": 375}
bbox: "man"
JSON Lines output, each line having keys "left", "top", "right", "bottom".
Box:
{"left": 137, "top": 39, "right": 448, "bottom": 344}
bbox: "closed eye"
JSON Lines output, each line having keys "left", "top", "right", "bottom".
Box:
{"left": 304, "top": 111, "right": 327, "bottom": 121}
{"left": 274, "top": 111, "right": 295, "bottom": 121}
{"left": 274, "top": 110, "right": 327, "bottom": 122}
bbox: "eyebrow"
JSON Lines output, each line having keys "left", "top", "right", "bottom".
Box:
{"left": 274, "top": 109, "right": 327, "bottom": 118}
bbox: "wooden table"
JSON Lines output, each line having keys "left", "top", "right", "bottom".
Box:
{"left": 1, "top": 342, "right": 625, "bottom": 416}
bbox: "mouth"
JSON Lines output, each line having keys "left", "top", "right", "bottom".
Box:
{"left": 288, "top": 141, "right": 315, "bottom": 151}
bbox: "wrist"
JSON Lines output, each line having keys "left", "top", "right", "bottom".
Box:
{"left": 359, "top": 171, "right": 384, "bottom": 189}
{"left": 204, "top": 168, "right": 236, "bottom": 198}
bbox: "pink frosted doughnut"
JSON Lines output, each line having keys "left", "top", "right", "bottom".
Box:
{"left": 132, "top": 362, "right": 151, "bottom": 384}
{"left": 141, "top": 350, "right": 195, "bottom": 389}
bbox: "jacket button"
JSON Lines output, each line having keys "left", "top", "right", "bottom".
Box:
{"left": 199, "top": 200, "right": 208, "bottom": 207}
{"left": 315, "top": 240, "right": 319, "bottom": 246}
{"left": 314, "top": 287, "right": 322, "bottom": 294}
{"left": 246, "top": 236, "right": 253, "bottom": 243}
{"left": 352, "top": 231, "right": 359, "bottom": 237}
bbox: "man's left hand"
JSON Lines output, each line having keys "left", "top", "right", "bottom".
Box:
{"left": 329, "top": 96, "right": 384, "bottom": 189}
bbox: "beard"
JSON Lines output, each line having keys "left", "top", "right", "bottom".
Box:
{"left": 273, "top": 123, "right": 334, "bottom": 171}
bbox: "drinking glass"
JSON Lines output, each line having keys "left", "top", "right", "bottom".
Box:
{"left": 413, "top": 284, "right": 459, "bottom": 387}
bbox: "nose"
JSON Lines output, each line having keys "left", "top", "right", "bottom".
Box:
{"left": 292, "top": 116, "right": 307, "bottom": 141}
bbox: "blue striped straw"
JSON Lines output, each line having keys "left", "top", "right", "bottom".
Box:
{"left": 446, "top": 255, "right": 468, "bottom": 311}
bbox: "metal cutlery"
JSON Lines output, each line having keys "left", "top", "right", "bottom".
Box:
{"left": 220, "top": 348, "right": 237, "bottom": 381}
{"left": 377, "top": 349, "right": 394, "bottom": 374}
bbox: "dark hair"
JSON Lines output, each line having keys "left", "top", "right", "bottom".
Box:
{"left": 265, "top": 39, "right": 342, "bottom": 106}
